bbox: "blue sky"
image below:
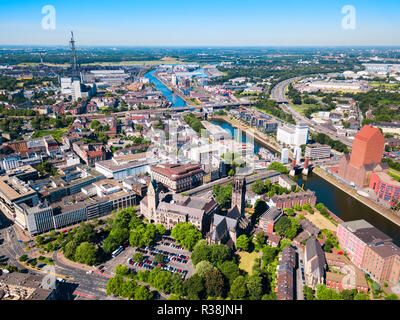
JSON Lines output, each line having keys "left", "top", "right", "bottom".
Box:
{"left": 0, "top": 0, "right": 399, "bottom": 46}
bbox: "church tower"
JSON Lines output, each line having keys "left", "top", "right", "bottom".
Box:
{"left": 147, "top": 179, "right": 159, "bottom": 220}
{"left": 231, "top": 177, "right": 246, "bottom": 215}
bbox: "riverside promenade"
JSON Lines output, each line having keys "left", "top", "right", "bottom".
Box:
{"left": 313, "top": 167, "right": 400, "bottom": 228}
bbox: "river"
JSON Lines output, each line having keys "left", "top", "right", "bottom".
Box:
{"left": 144, "top": 69, "right": 187, "bottom": 108}
{"left": 212, "top": 119, "right": 400, "bottom": 245}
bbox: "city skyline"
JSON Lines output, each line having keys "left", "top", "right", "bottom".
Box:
{"left": 0, "top": 0, "right": 400, "bottom": 46}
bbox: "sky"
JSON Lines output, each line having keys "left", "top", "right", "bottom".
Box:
{"left": 0, "top": 0, "right": 400, "bottom": 46}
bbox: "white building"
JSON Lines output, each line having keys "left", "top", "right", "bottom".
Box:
{"left": 277, "top": 124, "right": 308, "bottom": 147}
{"left": 281, "top": 148, "right": 289, "bottom": 164}
{"left": 294, "top": 146, "right": 302, "bottom": 163}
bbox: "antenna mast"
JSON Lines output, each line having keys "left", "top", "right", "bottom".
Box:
{"left": 70, "top": 31, "right": 79, "bottom": 78}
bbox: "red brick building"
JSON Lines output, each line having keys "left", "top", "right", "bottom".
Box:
{"left": 338, "top": 125, "right": 387, "bottom": 187}
{"left": 361, "top": 242, "right": 400, "bottom": 286}
{"left": 369, "top": 171, "right": 400, "bottom": 204}
{"left": 150, "top": 164, "right": 204, "bottom": 193}
{"left": 267, "top": 190, "right": 317, "bottom": 209}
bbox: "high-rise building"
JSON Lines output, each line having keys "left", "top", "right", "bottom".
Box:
{"left": 338, "top": 125, "right": 387, "bottom": 187}
{"left": 277, "top": 123, "right": 308, "bottom": 147}
{"left": 281, "top": 148, "right": 289, "bottom": 164}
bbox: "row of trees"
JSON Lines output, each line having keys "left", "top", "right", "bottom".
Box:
{"left": 106, "top": 275, "right": 153, "bottom": 300}
{"left": 311, "top": 132, "right": 349, "bottom": 154}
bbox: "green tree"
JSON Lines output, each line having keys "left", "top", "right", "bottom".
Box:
{"left": 154, "top": 253, "right": 165, "bottom": 265}
{"left": 205, "top": 268, "right": 225, "bottom": 298}
{"left": 236, "top": 235, "right": 250, "bottom": 251}
{"left": 191, "top": 240, "right": 211, "bottom": 265}
{"left": 246, "top": 275, "right": 263, "bottom": 300}
{"left": 171, "top": 222, "right": 202, "bottom": 251}
{"left": 251, "top": 179, "right": 266, "bottom": 195}
{"left": 134, "top": 286, "right": 153, "bottom": 300}
{"left": 255, "top": 231, "right": 266, "bottom": 248}
{"left": 354, "top": 291, "right": 370, "bottom": 300}
{"left": 185, "top": 274, "right": 205, "bottom": 300}
{"left": 133, "top": 252, "right": 143, "bottom": 263}
{"left": 74, "top": 242, "right": 97, "bottom": 266}
{"left": 218, "top": 261, "right": 241, "bottom": 285}
{"left": 230, "top": 276, "right": 247, "bottom": 299}
{"left": 195, "top": 261, "right": 215, "bottom": 278}
{"left": 316, "top": 284, "right": 343, "bottom": 300}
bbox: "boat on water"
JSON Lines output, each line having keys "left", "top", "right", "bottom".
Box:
{"left": 258, "top": 147, "right": 276, "bottom": 161}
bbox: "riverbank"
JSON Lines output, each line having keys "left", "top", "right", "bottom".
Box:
{"left": 209, "top": 115, "right": 288, "bottom": 158}
{"left": 152, "top": 71, "right": 194, "bottom": 106}
{"left": 313, "top": 167, "right": 400, "bottom": 228}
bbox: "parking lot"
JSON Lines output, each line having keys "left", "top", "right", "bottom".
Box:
{"left": 100, "top": 236, "right": 194, "bottom": 280}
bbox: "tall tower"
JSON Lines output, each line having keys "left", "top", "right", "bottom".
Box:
{"left": 231, "top": 177, "right": 246, "bottom": 215}
{"left": 147, "top": 179, "right": 159, "bottom": 220}
{"left": 70, "top": 31, "right": 79, "bottom": 79}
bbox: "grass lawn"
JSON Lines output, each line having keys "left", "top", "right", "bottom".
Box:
{"left": 238, "top": 251, "right": 261, "bottom": 275}
{"left": 305, "top": 211, "right": 338, "bottom": 233}
{"left": 32, "top": 128, "right": 68, "bottom": 143}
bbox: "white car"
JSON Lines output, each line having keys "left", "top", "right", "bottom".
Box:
{"left": 86, "top": 270, "right": 93, "bottom": 275}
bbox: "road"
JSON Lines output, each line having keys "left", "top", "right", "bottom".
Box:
{"left": 182, "top": 170, "right": 281, "bottom": 196}
{"left": 294, "top": 245, "right": 305, "bottom": 300}
{"left": 271, "top": 77, "right": 353, "bottom": 149}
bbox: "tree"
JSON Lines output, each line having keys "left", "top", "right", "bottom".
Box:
{"left": 294, "top": 204, "right": 302, "bottom": 211}
{"left": 255, "top": 232, "right": 266, "bottom": 248}
{"left": 354, "top": 291, "right": 370, "bottom": 300}
{"left": 246, "top": 275, "right": 263, "bottom": 300}
{"left": 121, "top": 280, "right": 137, "bottom": 299}
{"left": 134, "top": 286, "right": 153, "bottom": 300}
{"left": 115, "top": 264, "right": 129, "bottom": 276}
{"left": 36, "top": 235, "right": 45, "bottom": 246}
{"left": 191, "top": 240, "right": 211, "bottom": 265}
{"left": 209, "top": 244, "right": 231, "bottom": 265}
{"left": 316, "top": 284, "right": 343, "bottom": 300}
{"left": 262, "top": 246, "right": 278, "bottom": 265}
{"left": 74, "top": 242, "right": 97, "bottom": 266}
{"left": 267, "top": 162, "right": 289, "bottom": 174}
{"left": 340, "top": 289, "right": 357, "bottom": 300}
{"left": 171, "top": 222, "right": 202, "bottom": 251}
{"left": 303, "top": 285, "right": 315, "bottom": 300}
{"left": 156, "top": 224, "right": 166, "bottom": 236}
{"left": 385, "top": 293, "right": 399, "bottom": 300}
{"left": 274, "top": 216, "right": 300, "bottom": 240}
{"left": 63, "top": 240, "right": 78, "bottom": 261}
{"left": 106, "top": 276, "right": 124, "bottom": 296}
{"left": 195, "top": 261, "right": 215, "bottom": 278}
{"left": 205, "top": 268, "right": 225, "bottom": 298}
{"left": 19, "top": 254, "right": 29, "bottom": 262}
{"left": 185, "top": 274, "right": 205, "bottom": 300}
{"left": 251, "top": 179, "right": 266, "bottom": 195}
{"left": 133, "top": 252, "right": 143, "bottom": 263}
{"left": 154, "top": 253, "right": 165, "bottom": 265}
{"left": 230, "top": 276, "right": 247, "bottom": 299}
{"left": 236, "top": 235, "right": 250, "bottom": 251}
{"left": 218, "top": 261, "right": 241, "bottom": 285}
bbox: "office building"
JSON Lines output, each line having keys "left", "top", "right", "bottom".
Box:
{"left": 338, "top": 125, "right": 387, "bottom": 187}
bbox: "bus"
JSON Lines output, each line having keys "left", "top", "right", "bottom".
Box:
{"left": 111, "top": 246, "right": 123, "bottom": 258}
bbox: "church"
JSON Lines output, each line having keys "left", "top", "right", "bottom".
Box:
{"left": 139, "top": 179, "right": 218, "bottom": 233}
{"left": 206, "top": 177, "right": 251, "bottom": 248}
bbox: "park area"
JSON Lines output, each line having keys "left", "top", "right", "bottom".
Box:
{"left": 238, "top": 251, "right": 261, "bottom": 275}
{"left": 305, "top": 211, "right": 337, "bottom": 233}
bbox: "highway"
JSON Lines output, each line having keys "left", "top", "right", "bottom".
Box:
{"left": 271, "top": 77, "right": 353, "bottom": 149}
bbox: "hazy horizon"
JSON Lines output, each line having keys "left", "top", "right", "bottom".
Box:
{"left": 1, "top": 0, "right": 400, "bottom": 46}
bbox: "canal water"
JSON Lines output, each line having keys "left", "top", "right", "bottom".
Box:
{"left": 144, "top": 69, "right": 187, "bottom": 108}
{"left": 212, "top": 119, "right": 400, "bottom": 245}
